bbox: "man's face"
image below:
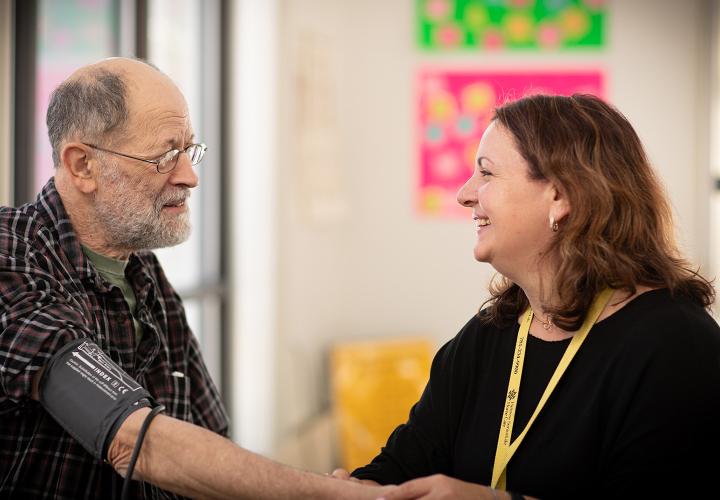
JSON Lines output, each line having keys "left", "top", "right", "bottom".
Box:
{"left": 94, "top": 156, "right": 193, "bottom": 252}
{"left": 92, "top": 72, "right": 198, "bottom": 253}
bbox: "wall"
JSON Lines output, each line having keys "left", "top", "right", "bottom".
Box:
{"left": 236, "top": 0, "right": 713, "bottom": 468}
{"left": 275, "top": 0, "right": 491, "bottom": 467}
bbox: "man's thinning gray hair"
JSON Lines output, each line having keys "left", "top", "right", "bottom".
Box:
{"left": 46, "top": 69, "right": 128, "bottom": 167}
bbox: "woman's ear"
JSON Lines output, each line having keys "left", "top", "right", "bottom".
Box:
{"left": 60, "top": 142, "right": 98, "bottom": 194}
{"left": 548, "top": 184, "right": 570, "bottom": 224}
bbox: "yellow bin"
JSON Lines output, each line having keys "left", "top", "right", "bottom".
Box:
{"left": 330, "top": 337, "right": 434, "bottom": 472}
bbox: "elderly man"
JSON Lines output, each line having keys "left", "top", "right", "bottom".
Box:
{"left": 0, "top": 58, "right": 387, "bottom": 499}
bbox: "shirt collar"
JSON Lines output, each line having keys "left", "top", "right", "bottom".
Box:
{"left": 81, "top": 243, "right": 129, "bottom": 277}
{"left": 35, "top": 178, "right": 105, "bottom": 282}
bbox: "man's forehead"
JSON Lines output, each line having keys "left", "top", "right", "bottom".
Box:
{"left": 123, "top": 112, "right": 193, "bottom": 150}
{"left": 127, "top": 79, "right": 190, "bottom": 128}
{"left": 151, "top": 121, "right": 195, "bottom": 145}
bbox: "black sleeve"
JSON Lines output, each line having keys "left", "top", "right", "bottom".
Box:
{"left": 599, "top": 307, "right": 720, "bottom": 496}
{"left": 351, "top": 318, "right": 477, "bottom": 485}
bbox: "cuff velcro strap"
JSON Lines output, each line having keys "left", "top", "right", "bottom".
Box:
{"left": 39, "top": 338, "right": 154, "bottom": 460}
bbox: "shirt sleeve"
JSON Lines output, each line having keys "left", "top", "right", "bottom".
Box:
{"left": 598, "top": 308, "right": 720, "bottom": 496}
{"left": 0, "top": 254, "right": 91, "bottom": 402}
{"left": 351, "top": 321, "right": 476, "bottom": 485}
{"left": 186, "top": 331, "right": 230, "bottom": 437}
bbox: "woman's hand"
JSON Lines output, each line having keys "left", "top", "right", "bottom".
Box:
{"left": 376, "top": 474, "right": 508, "bottom": 500}
{"left": 330, "top": 467, "right": 381, "bottom": 486}
{"left": 330, "top": 468, "right": 359, "bottom": 482}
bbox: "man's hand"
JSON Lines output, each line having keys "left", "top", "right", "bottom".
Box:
{"left": 376, "top": 474, "right": 509, "bottom": 500}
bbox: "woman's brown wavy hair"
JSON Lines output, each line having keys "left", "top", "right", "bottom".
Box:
{"left": 481, "top": 93, "right": 714, "bottom": 330}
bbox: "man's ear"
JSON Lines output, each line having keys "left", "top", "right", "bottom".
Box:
{"left": 548, "top": 183, "right": 570, "bottom": 224}
{"left": 59, "top": 142, "right": 98, "bottom": 194}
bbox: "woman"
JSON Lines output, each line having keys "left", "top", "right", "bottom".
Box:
{"left": 334, "top": 94, "right": 720, "bottom": 499}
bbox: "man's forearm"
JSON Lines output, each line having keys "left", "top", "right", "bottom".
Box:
{"left": 109, "top": 408, "right": 387, "bottom": 499}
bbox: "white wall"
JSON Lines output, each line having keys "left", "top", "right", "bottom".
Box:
{"left": 274, "top": 0, "right": 488, "bottom": 463}
{"left": 607, "top": 0, "right": 712, "bottom": 266}
{"left": 231, "top": 0, "right": 713, "bottom": 466}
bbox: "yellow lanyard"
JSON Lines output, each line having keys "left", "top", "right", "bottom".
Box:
{"left": 491, "top": 288, "right": 614, "bottom": 490}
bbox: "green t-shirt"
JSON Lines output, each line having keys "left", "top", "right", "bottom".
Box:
{"left": 81, "top": 245, "right": 143, "bottom": 344}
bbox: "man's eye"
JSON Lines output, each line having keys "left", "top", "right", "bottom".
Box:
{"left": 163, "top": 150, "right": 178, "bottom": 161}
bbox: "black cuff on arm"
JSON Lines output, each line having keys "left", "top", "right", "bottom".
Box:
{"left": 39, "top": 338, "right": 156, "bottom": 460}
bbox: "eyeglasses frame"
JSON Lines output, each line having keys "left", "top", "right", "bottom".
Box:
{"left": 82, "top": 142, "right": 207, "bottom": 173}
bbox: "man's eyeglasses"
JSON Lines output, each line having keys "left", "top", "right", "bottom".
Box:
{"left": 83, "top": 142, "right": 207, "bottom": 174}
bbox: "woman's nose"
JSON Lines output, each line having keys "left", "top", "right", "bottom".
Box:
{"left": 456, "top": 175, "right": 478, "bottom": 207}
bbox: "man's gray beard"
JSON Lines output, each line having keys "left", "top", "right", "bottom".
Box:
{"left": 94, "top": 165, "right": 192, "bottom": 252}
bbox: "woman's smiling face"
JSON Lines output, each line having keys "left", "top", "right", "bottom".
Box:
{"left": 456, "top": 121, "right": 563, "bottom": 280}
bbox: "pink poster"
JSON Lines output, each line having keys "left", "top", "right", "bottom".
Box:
{"left": 417, "top": 69, "right": 604, "bottom": 217}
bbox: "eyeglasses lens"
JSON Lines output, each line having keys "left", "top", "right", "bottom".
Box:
{"left": 157, "top": 144, "right": 206, "bottom": 173}
{"left": 188, "top": 144, "right": 205, "bottom": 165}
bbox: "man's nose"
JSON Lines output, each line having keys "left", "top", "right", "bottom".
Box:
{"left": 169, "top": 152, "right": 199, "bottom": 188}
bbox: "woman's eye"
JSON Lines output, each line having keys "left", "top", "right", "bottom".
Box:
{"left": 479, "top": 168, "right": 492, "bottom": 177}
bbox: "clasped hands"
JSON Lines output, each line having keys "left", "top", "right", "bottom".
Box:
{"left": 330, "top": 468, "right": 507, "bottom": 500}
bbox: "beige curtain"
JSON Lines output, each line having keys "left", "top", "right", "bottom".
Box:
{"left": 0, "top": 0, "right": 12, "bottom": 207}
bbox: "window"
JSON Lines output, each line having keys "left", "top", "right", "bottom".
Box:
{"left": 34, "top": 0, "right": 119, "bottom": 195}
{"left": 147, "top": 0, "right": 226, "bottom": 391}
{"left": 13, "top": 0, "right": 227, "bottom": 394}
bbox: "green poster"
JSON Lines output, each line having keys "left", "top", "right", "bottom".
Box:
{"left": 417, "top": 0, "right": 605, "bottom": 50}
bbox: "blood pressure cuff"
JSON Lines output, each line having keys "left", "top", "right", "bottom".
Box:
{"left": 39, "top": 338, "right": 155, "bottom": 460}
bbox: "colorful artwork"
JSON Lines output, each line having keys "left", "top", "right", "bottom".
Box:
{"left": 417, "top": 69, "right": 604, "bottom": 217}
{"left": 417, "top": 0, "right": 605, "bottom": 50}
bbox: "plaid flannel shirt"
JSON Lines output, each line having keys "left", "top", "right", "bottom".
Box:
{"left": 0, "top": 178, "right": 229, "bottom": 499}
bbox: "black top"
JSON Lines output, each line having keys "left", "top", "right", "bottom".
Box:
{"left": 352, "top": 289, "right": 720, "bottom": 498}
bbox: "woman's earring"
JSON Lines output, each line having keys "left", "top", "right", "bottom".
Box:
{"left": 550, "top": 216, "right": 559, "bottom": 232}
